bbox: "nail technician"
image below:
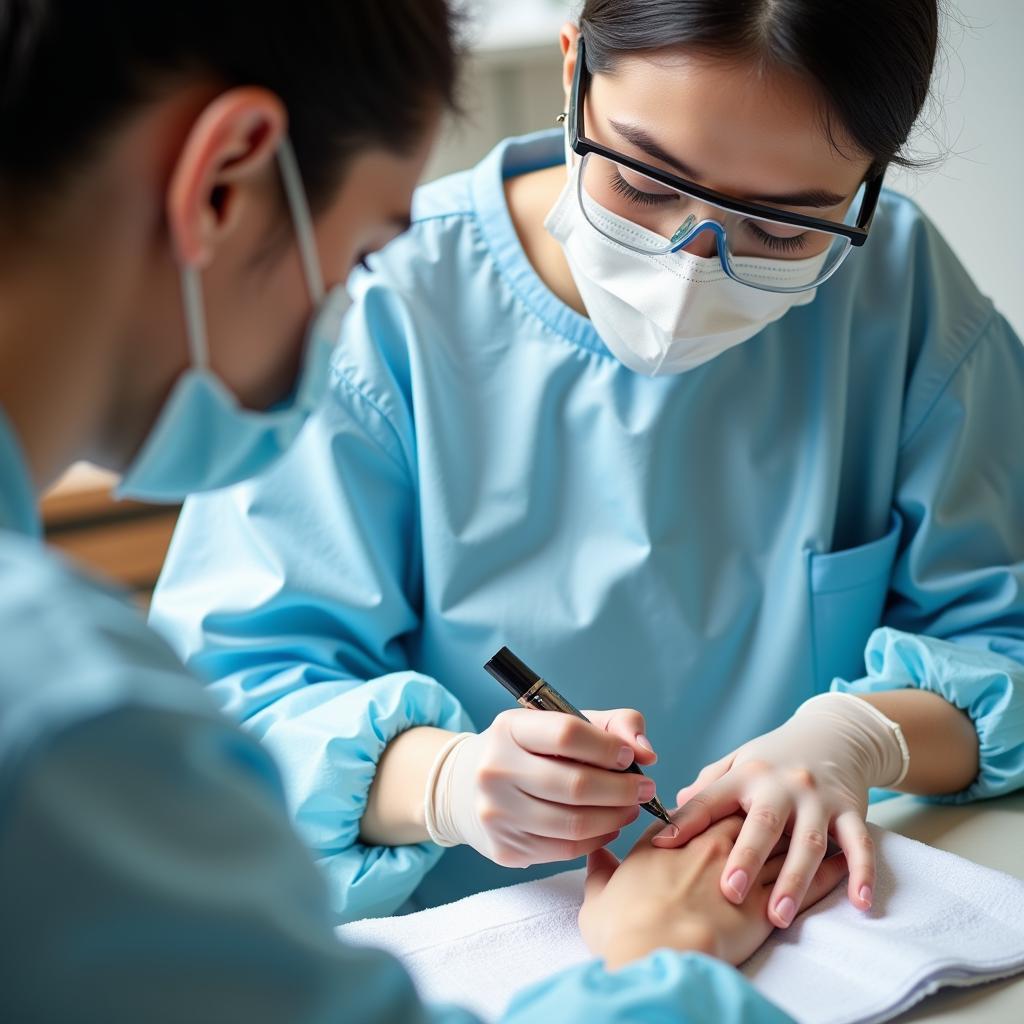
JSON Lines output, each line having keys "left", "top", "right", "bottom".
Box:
{"left": 152, "top": 0, "right": 1024, "bottom": 926}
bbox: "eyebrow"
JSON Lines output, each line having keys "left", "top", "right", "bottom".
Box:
{"left": 608, "top": 120, "right": 847, "bottom": 210}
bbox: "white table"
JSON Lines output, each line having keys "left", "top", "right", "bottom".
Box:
{"left": 867, "top": 791, "right": 1024, "bottom": 1020}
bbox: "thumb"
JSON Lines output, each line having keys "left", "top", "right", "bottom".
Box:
{"left": 584, "top": 847, "right": 620, "bottom": 901}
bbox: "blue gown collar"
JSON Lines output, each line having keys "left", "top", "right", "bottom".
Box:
{"left": 0, "top": 405, "right": 43, "bottom": 539}
{"left": 469, "top": 129, "right": 606, "bottom": 356}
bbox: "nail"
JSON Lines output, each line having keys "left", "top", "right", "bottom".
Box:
{"left": 636, "top": 734, "right": 655, "bottom": 753}
{"left": 616, "top": 746, "right": 634, "bottom": 768}
{"left": 775, "top": 896, "right": 796, "bottom": 927}
{"left": 859, "top": 885, "right": 873, "bottom": 908}
{"left": 727, "top": 869, "right": 749, "bottom": 900}
{"left": 637, "top": 779, "right": 656, "bottom": 801}
{"left": 656, "top": 824, "right": 679, "bottom": 839}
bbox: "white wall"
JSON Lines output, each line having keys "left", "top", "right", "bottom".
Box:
{"left": 429, "top": 0, "right": 1024, "bottom": 335}
{"left": 423, "top": 1, "right": 570, "bottom": 182}
{"left": 888, "top": 0, "right": 1024, "bottom": 336}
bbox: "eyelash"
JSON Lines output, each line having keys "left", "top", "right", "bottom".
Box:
{"left": 609, "top": 169, "right": 678, "bottom": 207}
{"left": 610, "top": 169, "right": 810, "bottom": 252}
{"left": 743, "top": 222, "right": 810, "bottom": 253}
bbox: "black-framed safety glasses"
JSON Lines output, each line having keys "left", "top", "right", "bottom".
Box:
{"left": 566, "top": 37, "right": 886, "bottom": 293}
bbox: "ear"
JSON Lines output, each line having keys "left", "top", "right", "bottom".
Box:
{"left": 166, "top": 87, "right": 288, "bottom": 268}
{"left": 560, "top": 22, "right": 581, "bottom": 104}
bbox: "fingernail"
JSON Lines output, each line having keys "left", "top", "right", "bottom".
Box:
{"left": 859, "top": 885, "right": 873, "bottom": 908}
{"left": 656, "top": 824, "right": 679, "bottom": 839}
{"left": 727, "top": 869, "right": 749, "bottom": 900}
{"left": 616, "top": 746, "right": 634, "bottom": 768}
{"left": 638, "top": 779, "right": 656, "bottom": 801}
{"left": 775, "top": 896, "right": 796, "bottom": 927}
{"left": 636, "top": 734, "right": 655, "bottom": 753}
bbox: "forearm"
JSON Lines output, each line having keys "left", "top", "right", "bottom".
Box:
{"left": 359, "top": 726, "right": 456, "bottom": 846}
{"left": 856, "top": 689, "right": 979, "bottom": 796}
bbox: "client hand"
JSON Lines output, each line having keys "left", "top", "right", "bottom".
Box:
{"left": 580, "top": 816, "right": 847, "bottom": 970}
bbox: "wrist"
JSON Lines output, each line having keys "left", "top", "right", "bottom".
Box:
{"left": 856, "top": 689, "right": 980, "bottom": 795}
{"left": 601, "top": 920, "right": 717, "bottom": 971}
{"left": 360, "top": 727, "right": 457, "bottom": 847}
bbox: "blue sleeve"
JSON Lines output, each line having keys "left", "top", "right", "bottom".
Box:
{"left": 499, "top": 951, "right": 793, "bottom": 1024}
{"left": 834, "top": 311, "right": 1024, "bottom": 802}
{"left": 150, "top": 285, "right": 474, "bottom": 922}
{"left": 0, "top": 703, "right": 448, "bottom": 1024}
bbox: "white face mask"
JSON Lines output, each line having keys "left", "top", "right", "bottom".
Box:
{"left": 544, "top": 160, "right": 828, "bottom": 377}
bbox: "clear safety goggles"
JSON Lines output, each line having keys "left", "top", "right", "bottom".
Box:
{"left": 566, "top": 37, "right": 887, "bottom": 294}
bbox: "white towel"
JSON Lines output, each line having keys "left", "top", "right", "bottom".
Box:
{"left": 338, "top": 825, "right": 1024, "bottom": 1024}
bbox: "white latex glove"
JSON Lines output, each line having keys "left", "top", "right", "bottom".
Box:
{"left": 652, "top": 692, "right": 909, "bottom": 927}
{"left": 424, "top": 708, "right": 658, "bottom": 868}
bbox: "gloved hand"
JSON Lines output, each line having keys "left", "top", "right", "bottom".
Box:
{"left": 424, "top": 708, "right": 657, "bottom": 868}
{"left": 652, "top": 692, "right": 909, "bottom": 927}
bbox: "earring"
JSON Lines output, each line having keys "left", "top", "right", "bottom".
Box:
{"left": 556, "top": 112, "right": 567, "bottom": 124}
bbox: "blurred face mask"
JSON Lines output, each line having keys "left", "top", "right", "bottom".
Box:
{"left": 544, "top": 158, "right": 826, "bottom": 377}
{"left": 117, "top": 139, "right": 350, "bottom": 503}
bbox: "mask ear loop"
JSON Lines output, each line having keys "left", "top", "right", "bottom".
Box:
{"left": 276, "top": 137, "right": 325, "bottom": 306}
{"left": 177, "top": 136, "right": 323, "bottom": 377}
{"left": 180, "top": 265, "right": 210, "bottom": 371}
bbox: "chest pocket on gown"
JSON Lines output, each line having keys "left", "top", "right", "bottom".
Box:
{"left": 807, "top": 511, "right": 904, "bottom": 687}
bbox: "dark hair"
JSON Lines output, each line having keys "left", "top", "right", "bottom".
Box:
{"left": 578, "top": 0, "right": 939, "bottom": 172}
{"left": 0, "top": 0, "right": 460, "bottom": 210}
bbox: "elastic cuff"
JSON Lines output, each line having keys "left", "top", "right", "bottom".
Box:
{"left": 278, "top": 674, "right": 473, "bottom": 851}
{"left": 272, "top": 674, "right": 474, "bottom": 922}
{"left": 833, "top": 627, "right": 1024, "bottom": 802}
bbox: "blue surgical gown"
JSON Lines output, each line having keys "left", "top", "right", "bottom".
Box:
{"left": 0, "top": 409, "right": 789, "bottom": 1020}
{"left": 151, "top": 130, "right": 1024, "bottom": 923}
